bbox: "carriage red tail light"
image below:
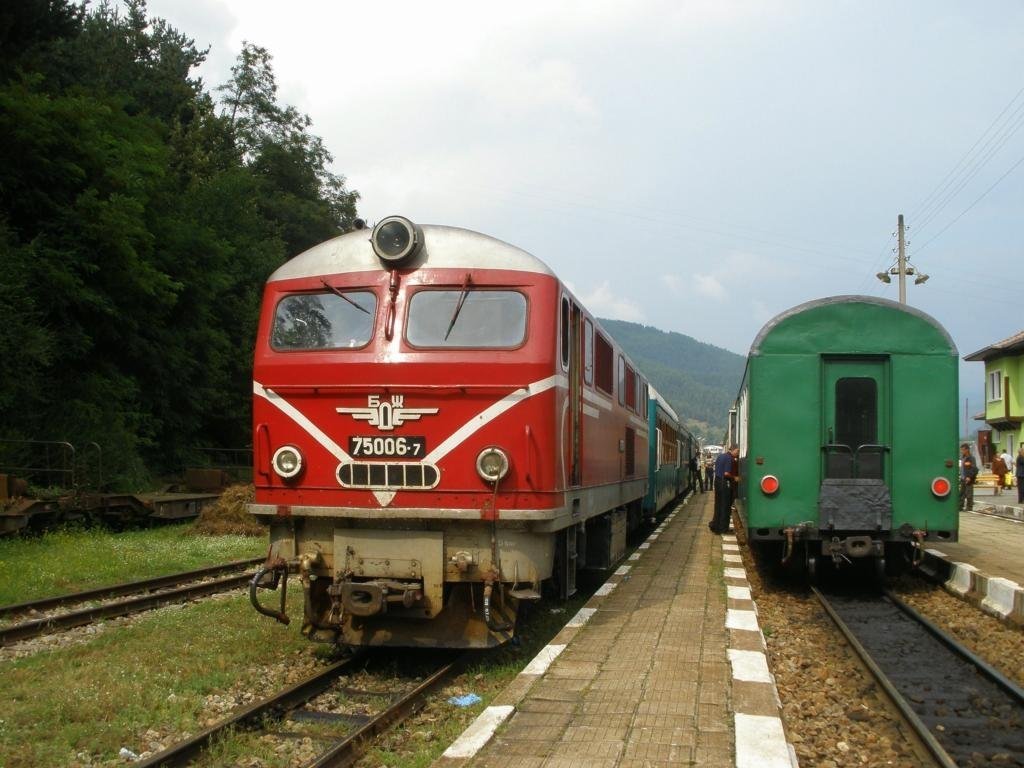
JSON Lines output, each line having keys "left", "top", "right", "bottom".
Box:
{"left": 760, "top": 474, "right": 780, "bottom": 495}
{"left": 931, "top": 477, "right": 951, "bottom": 497}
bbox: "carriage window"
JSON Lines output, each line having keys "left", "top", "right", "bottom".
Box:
{"left": 835, "top": 377, "right": 877, "bottom": 448}
{"left": 583, "top": 319, "right": 594, "bottom": 386}
{"left": 272, "top": 291, "right": 376, "bottom": 350}
{"left": 595, "top": 333, "right": 613, "bottom": 393}
{"left": 618, "top": 357, "right": 626, "bottom": 405}
{"left": 406, "top": 290, "right": 527, "bottom": 348}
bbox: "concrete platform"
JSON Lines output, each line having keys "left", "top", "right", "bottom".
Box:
{"left": 920, "top": 505, "right": 1024, "bottom": 625}
{"left": 435, "top": 492, "right": 796, "bottom": 768}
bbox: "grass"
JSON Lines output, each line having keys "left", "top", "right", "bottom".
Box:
{"left": 0, "top": 524, "right": 264, "bottom": 604}
{"left": 0, "top": 591, "right": 312, "bottom": 768}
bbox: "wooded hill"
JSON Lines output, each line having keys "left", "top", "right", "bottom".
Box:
{"left": 599, "top": 319, "right": 746, "bottom": 441}
{"left": 0, "top": 1, "right": 358, "bottom": 487}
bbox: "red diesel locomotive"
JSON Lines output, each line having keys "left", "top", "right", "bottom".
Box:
{"left": 250, "top": 216, "right": 663, "bottom": 648}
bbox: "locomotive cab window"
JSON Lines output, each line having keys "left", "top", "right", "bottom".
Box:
{"left": 271, "top": 291, "right": 376, "bottom": 350}
{"left": 406, "top": 289, "right": 527, "bottom": 348}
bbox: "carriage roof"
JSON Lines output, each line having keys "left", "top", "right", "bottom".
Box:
{"left": 749, "top": 295, "right": 957, "bottom": 357}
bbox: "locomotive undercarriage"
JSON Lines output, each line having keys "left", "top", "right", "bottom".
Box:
{"left": 250, "top": 499, "right": 640, "bottom": 648}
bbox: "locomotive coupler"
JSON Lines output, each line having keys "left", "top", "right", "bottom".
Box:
{"left": 335, "top": 578, "right": 424, "bottom": 617}
{"left": 250, "top": 556, "right": 291, "bottom": 625}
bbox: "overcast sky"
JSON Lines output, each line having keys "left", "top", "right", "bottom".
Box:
{"left": 147, "top": 0, "right": 1023, "bottom": 421}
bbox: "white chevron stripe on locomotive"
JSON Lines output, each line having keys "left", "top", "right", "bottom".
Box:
{"left": 423, "top": 374, "right": 567, "bottom": 464}
{"left": 252, "top": 374, "right": 568, "bottom": 472}
{"left": 253, "top": 381, "right": 353, "bottom": 462}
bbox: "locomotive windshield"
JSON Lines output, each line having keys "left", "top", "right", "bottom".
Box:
{"left": 406, "top": 289, "right": 527, "bottom": 348}
{"left": 271, "top": 291, "right": 376, "bottom": 350}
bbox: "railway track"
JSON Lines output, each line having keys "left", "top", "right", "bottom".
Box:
{"left": 137, "top": 651, "right": 463, "bottom": 767}
{"left": 814, "top": 586, "right": 1024, "bottom": 767}
{"left": 0, "top": 557, "right": 263, "bottom": 646}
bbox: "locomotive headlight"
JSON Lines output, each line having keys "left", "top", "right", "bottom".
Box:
{"left": 476, "top": 447, "right": 510, "bottom": 483}
{"left": 272, "top": 445, "right": 303, "bottom": 479}
{"left": 371, "top": 215, "right": 423, "bottom": 266}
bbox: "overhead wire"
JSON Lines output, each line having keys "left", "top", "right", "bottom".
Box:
{"left": 912, "top": 101, "right": 1024, "bottom": 235}
{"left": 907, "top": 84, "right": 1024, "bottom": 226}
{"left": 913, "top": 151, "right": 1024, "bottom": 254}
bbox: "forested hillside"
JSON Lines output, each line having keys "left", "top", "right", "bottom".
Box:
{"left": 599, "top": 319, "right": 746, "bottom": 441}
{"left": 0, "top": 1, "right": 358, "bottom": 486}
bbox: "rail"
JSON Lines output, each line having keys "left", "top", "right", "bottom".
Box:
{"left": 137, "top": 652, "right": 463, "bottom": 767}
{"left": 0, "top": 563, "right": 260, "bottom": 646}
{"left": 813, "top": 586, "right": 1024, "bottom": 766}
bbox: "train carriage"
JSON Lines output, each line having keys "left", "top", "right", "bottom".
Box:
{"left": 733, "top": 296, "right": 959, "bottom": 577}
{"left": 249, "top": 217, "right": 663, "bottom": 647}
{"left": 643, "top": 387, "right": 691, "bottom": 517}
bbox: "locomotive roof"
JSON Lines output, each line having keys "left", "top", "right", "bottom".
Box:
{"left": 267, "top": 224, "right": 557, "bottom": 282}
{"left": 749, "top": 295, "right": 957, "bottom": 356}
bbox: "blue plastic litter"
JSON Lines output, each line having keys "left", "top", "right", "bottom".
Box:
{"left": 448, "top": 693, "right": 482, "bottom": 707}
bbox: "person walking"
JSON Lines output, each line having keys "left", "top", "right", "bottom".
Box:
{"left": 710, "top": 445, "right": 739, "bottom": 534}
{"left": 1001, "top": 447, "right": 1014, "bottom": 491}
{"left": 959, "top": 443, "right": 978, "bottom": 511}
{"left": 992, "top": 451, "right": 1009, "bottom": 496}
{"left": 1016, "top": 447, "right": 1024, "bottom": 505}
{"left": 689, "top": 454, "right": 704, "bottom": 492}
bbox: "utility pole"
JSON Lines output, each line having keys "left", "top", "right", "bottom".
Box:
{"left": 897, "top": 213, "right": 907, "bottom": 305}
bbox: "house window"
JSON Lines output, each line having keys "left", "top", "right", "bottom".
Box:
{"left": 989, "top": 371, "right": 1003, "bottom": 401}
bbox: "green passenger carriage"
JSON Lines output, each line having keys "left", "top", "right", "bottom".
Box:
{"left": 732, "top": 296, "right": 959, "bottom": 577}
{"left": 643, "top": 386, "right": 693, "bottom": 519}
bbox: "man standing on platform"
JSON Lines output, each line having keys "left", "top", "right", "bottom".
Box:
{"left": 959, "top": 443, "right": 977, "bottom": 512}
{"left": 710, "top": 445, "right": 739, "bottom": 534}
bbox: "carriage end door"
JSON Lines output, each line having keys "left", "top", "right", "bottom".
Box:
{"left": 822, "top": 358, "right": 889, "bottom": 482}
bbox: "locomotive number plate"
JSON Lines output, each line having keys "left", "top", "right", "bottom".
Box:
{"left": 349, "top": 436, "right": 426, "bottom": 458}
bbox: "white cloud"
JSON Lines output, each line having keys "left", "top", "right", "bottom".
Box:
{"left": 578, "top": 281, "right": 645, "bottom": 322}
{"left": 694, "top": 273, "right": 726, "bottom": 300}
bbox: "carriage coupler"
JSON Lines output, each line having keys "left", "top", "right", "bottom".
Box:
{"left": 250, "top": 556, "right": 291, "bottom": 625}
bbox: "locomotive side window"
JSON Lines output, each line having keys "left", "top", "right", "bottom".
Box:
{"left": 271, "top": 291, "right": 376, "bottom": 350}
{"left": 560, "top": 297, "right": 570, "bottom": 370}
{"left": 595, "top": 333, "right": 613, "bottom": 394}
{"left": 835, "top": 377, "right": 877, "bottom": 448}
{"left": 618, "top": 357, "right": 626, "bottom": 405}
{"left": 406, "top": 290, "right": 527, "bottom": 348}
{"left": 583, "top": 318, "right": 594, "bottom": 386}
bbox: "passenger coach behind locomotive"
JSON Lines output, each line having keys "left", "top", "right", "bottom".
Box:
{"left": 249, "top": 216, "right": 667, "bottom": 648}
{"left": 732, "top": 296, "right": 959, "bottom": 578}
